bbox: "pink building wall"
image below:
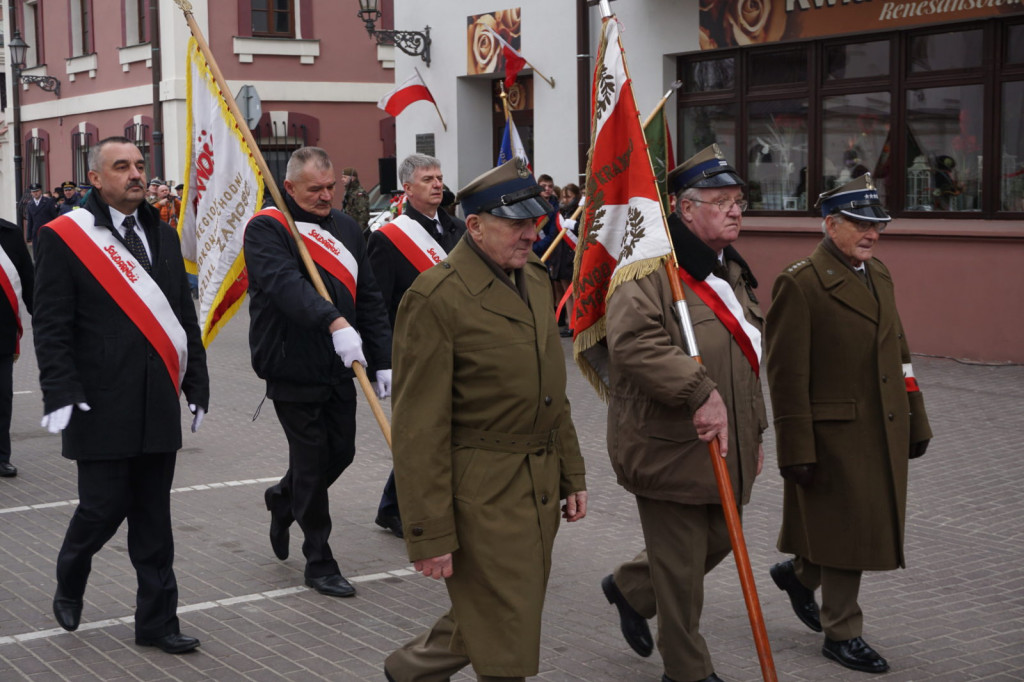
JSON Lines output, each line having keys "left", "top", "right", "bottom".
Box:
{"left": 740, "top": 218, "right": 1024, "bottom": 364}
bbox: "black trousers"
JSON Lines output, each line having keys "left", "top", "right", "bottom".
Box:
{"left": 0, "top": 354, "right": 12, "bottom": 462}
{"left": 56, "top": 452, "right": 180, "bottom": 638}
{"left": 268, "top": 382, "right": 356, "bottom": 579}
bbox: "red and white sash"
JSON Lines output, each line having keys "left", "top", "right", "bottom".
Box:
{"left": 377, "top": 214, "right": 447, "bottom": 273}
{"left": 255, "top": 208, "right": 359, "bottom": 302}
{"left": 48, "top": 211, "right": 188, "bottom": 393}
{"left": 678, "top": 266, "right": 762, "bottom": 376}
{"left": 0, "top": 245, "right": 24, "bottom": 355}
{"left": 902, "top": 363, "right": 920, "bottom": 392}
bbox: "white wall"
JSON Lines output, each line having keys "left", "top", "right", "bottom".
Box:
{"left": 396, "top": 0, "right": 698, "bottom": 192}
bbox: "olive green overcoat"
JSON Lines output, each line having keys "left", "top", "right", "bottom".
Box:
{"left": 605, "top": 263, "right": 767, "bottom": 506}
{"left": 766, "top": 242, "right": 932, "bottom": 570}
{"left": 391, "top": 237, "right": 586, "bottom": 678}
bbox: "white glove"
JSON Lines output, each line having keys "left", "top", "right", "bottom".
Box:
{"left": 189, "top": 404, "right": 206, "bottom": 433}
{"left": 41, "top": 402, "right": 92, "bottom": 434}
{"left": 373, "top": 369, "right": 392, "bottom": 399}
{"left": 331, "top": 326, "right": 366, "bottom": 368}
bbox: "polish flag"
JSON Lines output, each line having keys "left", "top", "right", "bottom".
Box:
{"left": 572, "top": 17, "right": 671, "bottom": 394}
{"left": 378, "top": 71, "right": 436, "bottom": 118}
{"left": 487, "top": 29, "right": 528, "bottom": 90}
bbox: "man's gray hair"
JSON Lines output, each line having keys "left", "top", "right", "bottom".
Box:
{"left": 286, "top": 147, "right": 332, "bottom": 182}
{"left": 88, "top": 136, "right": 135, "bottom": 172}
{"left": 398, "top": 154, "right": 441, "bottom": 185}
{"left": 674, "top": 187, "right": 703, "bottom": 220}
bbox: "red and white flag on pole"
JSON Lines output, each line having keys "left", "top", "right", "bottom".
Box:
{"left": 486, "top": 28, "right": 528, "bottom": 89}
{"left": 572, "top": 16, "right": 671, "bottom": 396}
{"left": 378, "top": 70, "right": 436, "bottom": 118}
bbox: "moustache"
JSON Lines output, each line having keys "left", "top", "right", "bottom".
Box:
{"left": 126, "top": 181, "right": 146, "bottom": 190}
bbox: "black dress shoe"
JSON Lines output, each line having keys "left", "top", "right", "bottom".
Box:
{"left": 661, "top": 675, "right": 723, "bottom": 682}
{"left": 375, "top": 513, "right": 404, "bottom": 539}
{"left": 265, "top": 487, "right": 290, "bottom": 560}
{"left": 0, "top": 461, "right": 17, "bottom": 477}
{"left": 53, "top": 594, "right": 83, "bottom": 631}
{"left": 601, "top": 574, "right": 653, "bottom": 657}
{"left": 770, "top": 560, "right": 822, "bottom": 632}
{"left": 822, "top": 636, "right": 889, "bottom": 673}
{"left": 306, "top": 574, "right": 356, "bottom": 598}
{"left": 136, "top": 632, "right": 201, "bottom": 654}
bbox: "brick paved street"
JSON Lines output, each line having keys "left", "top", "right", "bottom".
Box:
{"left": 1, "top": 304, "right": 1022, "bottom": 681}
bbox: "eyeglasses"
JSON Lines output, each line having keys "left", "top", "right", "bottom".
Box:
{"left": 689, "top": 198, "right": 749, "bottom": 214}
{"left": 840, "top": 216, "right": 887, "bottom": 233}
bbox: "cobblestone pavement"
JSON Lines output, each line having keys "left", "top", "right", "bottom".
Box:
{"left": 1, "top": 305, "right": 1022, "bottom": 681}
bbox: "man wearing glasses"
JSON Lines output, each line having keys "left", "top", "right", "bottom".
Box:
{"left": 599, "top": 145, "right": 767, "bottom": 682}
{"left": 765, "top": 174, "right": 931, "bottom": 674}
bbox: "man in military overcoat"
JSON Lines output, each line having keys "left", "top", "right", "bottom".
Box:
{"left": 766, "top": 174, "right": 932, "bottom": 674}
{"left": 384, "top": 159, "right": 588, "bottom": 682}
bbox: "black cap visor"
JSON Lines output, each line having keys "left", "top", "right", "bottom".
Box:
{"left": 837, "top": 204, "right": 891, "bottom": 223}
{"left": 689, "top": 170, "right": 746, "bottom": 190}
{"left": 487, "top": 195, "right": 552, "bottom": 220}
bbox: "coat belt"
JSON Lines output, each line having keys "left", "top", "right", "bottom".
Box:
{"left": 452, "top": 426, "right": 558, "bottom": 452}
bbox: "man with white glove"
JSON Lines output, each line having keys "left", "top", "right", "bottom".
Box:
{"left": 32, "top": 137, "right": 209, "bottom": 653}
{"left": 244, "top": 146, "right": 392, "bottom": 599}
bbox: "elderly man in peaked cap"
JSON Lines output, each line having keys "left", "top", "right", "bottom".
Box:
{"left": 766, "top": 173, "right": 932, "bottom": 674}
{"left": 384, "top": 158, "right": 587, "bottom": 682}
{"left": 600, "top": 144, "right": 767, "bottom": 682}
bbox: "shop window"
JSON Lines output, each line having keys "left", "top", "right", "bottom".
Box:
{"left": 748, "top": 47, "right": 806, "bottom": 87}
{"left": 677, "top": 18, "right": 1021, "bottom": 218}
{"left": 1001, "top": 81, "right": 1024, "bottom": 212}
{"left": 252, "top": 0, "right": 294, "bottom": 38}
{"left": 680, "top": 103, "right": 736, "bottom": 167}
{"left": 821, "top": 93, "right": 891, "bottom": 205}
{"left": 825, "top": 41, "right": 889, "bottom": 81}
{"left": 905, "top": 85, "right": 983, "bottom": 212}
{"left": 746, "top": 100, "right": 808, "bottom": 211}
{"left": 909, "top": 29, "right": 983, "bottom": 73}
{"left": 683, "top": 57, "right": 735, "bottom": 93}
{"left": 1008, "top": 26, "right": 1024, "bottom": 64}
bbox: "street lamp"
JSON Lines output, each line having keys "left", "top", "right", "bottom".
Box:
{"left": 356, "top": 0, "right": 431, "bottom": 67}
{"left": 8, "top": 31, "right": 61, "bottom": 97}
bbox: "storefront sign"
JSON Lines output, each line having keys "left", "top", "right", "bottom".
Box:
{"left": 699, "top": 0, "right": 1024, "bottom": 49}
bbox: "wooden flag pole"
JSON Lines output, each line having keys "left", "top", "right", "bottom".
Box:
{"left": 540, "top": 203, "right": 584, "bottom": 263}
{"left": 415, "top": 67, "right": 447, "bottom": 131}
{"left": 594, "top": 1, "right": 776, "bottom": 679}
{"left": 173, "top": 0, "right": 391, "bottom": 448}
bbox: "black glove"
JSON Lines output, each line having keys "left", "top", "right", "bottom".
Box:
{"left": 780, "top": 464, "right": 816, "bottom": 487}
{"left": 909, "top": 439, "right": 930, "bottom": 459}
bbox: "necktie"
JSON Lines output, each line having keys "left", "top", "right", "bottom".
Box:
{"left": 122, "top": 216, "right": 152, "bottom": 272}
{"left": 855, "top": 267, "right": 869, "bottom": 287}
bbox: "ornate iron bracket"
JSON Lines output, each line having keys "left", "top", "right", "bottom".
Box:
{"left": 21, "top": 74, "right": 61, "bottom": 98}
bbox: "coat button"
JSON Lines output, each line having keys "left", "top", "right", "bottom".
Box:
{"left": 411, "top": 526, "right": 424, "bottom": 537}
{"left": 544, "top": 395, "right": 552, "bottom": 406}
{"left": 442, "top": 262, "right": 451, "bottom": 269}
{"left": 541, "top": 495, "right": 549, "bottom": 504}
{"left": 882, "top": 375, "right": 888, "bottom": 383}
{"left": 888, "top": 413, "right": 895, "bottom": 421}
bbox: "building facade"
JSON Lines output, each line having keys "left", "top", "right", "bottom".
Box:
{"left": 1, "top": 0, "right": 396, "bottom": 212}
{"left": 393, "top": 0, "right": 1024, "bottom": 363}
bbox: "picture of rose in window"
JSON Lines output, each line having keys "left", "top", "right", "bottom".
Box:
{"left": 700, "top": 0, "right": 787, "bottom": 50}
{"left": 467, "top": 8, "right": 522, "bottom": 75}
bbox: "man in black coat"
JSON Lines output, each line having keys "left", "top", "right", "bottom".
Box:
{"left": 25, "top": 182, "right": 58, "bottom": 243}
{"left": 365, "top": 154, "right": 465, "bottom": 538}
{"left": 245, "top": 146, "right": 392, "bottom": 598}
{"left": 33, "top": 137, "right": 209, "bottom": 654}
{"left": 0, "top": 218, "right": 34, "bottom": 477}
